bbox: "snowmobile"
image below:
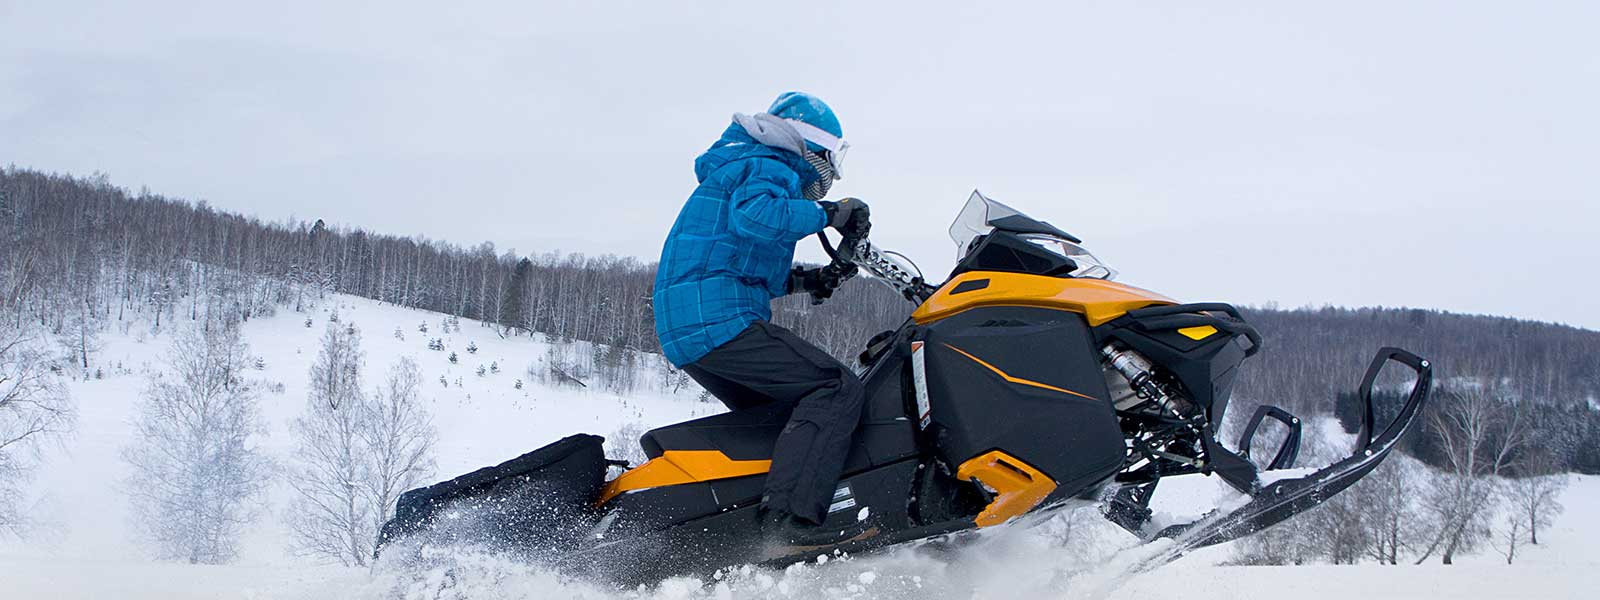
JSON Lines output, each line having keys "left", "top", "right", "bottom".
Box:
{"left": 376, "top": 191, "right": 1433, "bottom": 584}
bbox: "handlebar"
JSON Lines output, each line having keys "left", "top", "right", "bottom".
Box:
{"left": 813, "top": 231, "right": 937, "bottom": 305}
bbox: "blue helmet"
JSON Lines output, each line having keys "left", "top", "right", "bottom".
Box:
{"left": 768, "top": 92, "right": 842, "bottom": 152}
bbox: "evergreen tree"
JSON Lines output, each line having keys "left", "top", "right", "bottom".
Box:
{"left": 500, "top": 257, "right": 533, "bottom": 333}
{"left": 0, "top": 190, "right": 12, "bottom": 233}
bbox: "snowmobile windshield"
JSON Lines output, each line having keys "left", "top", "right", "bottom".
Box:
{"left": 948, "top": 191, "right": 1117, "bottom": 280}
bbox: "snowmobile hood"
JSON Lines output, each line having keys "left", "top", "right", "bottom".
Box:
{"left": 914, "top": 271, "right": 1175, "bottom": 326}
{"left": 693, "top": 121, "right": 822, "bottom": 187}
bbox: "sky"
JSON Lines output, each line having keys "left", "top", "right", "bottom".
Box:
{"left": 2, "top": 1, "right": 1597, "bottom": 329}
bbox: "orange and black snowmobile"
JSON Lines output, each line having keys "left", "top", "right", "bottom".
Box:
{"left": 376, "top": 192, "right": 1432, "bottom": 583}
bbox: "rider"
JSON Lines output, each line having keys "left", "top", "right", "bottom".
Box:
{"left": 653, "top": 92, "right": 871, "bottom": 536}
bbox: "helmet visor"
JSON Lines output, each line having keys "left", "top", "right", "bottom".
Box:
{"left": 785, "top": 118, "right": 848, "bottom": 179}
{"left": 824, "top": 140, "right": 849, "bottom": 179}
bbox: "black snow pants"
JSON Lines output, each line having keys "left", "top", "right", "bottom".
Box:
{"left": 682, "top": 321, "right": 865, "bottom": 525}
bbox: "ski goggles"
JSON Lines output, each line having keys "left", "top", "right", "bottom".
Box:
{"left": 784, "top": 119, "right": 850, "bottom": 179}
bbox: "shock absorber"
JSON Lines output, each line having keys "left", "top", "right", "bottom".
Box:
{"left": 1100, "top": 344, "right": 1195, "bottom": 419}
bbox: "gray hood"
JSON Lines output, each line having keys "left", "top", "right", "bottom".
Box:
{"left": 732, "top": 112, "right": 810, "bottom": 158}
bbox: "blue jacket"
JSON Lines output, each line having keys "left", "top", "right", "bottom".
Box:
{"left": 654, "top": 122, "right": 829, "bottom": 366}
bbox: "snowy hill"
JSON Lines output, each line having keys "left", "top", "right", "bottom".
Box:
{"left": 0, "top": 294, "right": 1592, "bottom": 599}
{"left": 0, "top": 295, "right": 714, "bottom": 568}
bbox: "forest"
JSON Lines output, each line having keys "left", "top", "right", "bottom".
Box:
{"left": 3, "top": 165, "right": 1598, "bottom": 478}
{"left": 2, "top": 165, "right": 1595, "bottom": 567}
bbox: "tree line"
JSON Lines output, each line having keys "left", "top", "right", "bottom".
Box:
{"left": 1, "top": 167, "right": 910, "bottom": 357}
{"left": 4, "top": 165, "right": 1599, "bottom": 474}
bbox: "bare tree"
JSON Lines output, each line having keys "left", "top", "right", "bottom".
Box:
{"left": 0, "top": 325, "right": 73, "bottom": 536}
{"left": 1505, "top": 448, "right": 1567, "bottom": 546}
{"left": 1414, "top": 384, "right": 1529, "bottom": 564}
{"left": 605, "top": 421, "right": 650, "bottom": 468}
{"left": 287, "top": 321, "right": 372, "bottom": 566}
{"left": 655, "top": 354, "right": 692, "bottom": 394}
{"left": 360, "top": 357, "right": 436, "bottom": 534}
{"left": 541, "top": 342, "right": 589, "bottom": 388}
{"left": 1357, "top": 455, "right": 1428, "bottom": 564}
{"left": 57, "top": 299, "right": 100, "bottom": 371}
{"left": 1491, "top": 512, "right": 1526, "bottom": 565}
{"left": 1229, "top": 508, "right": 1318, "bottom": 565}
{"left": 122, "top": 320, "right": 270, "bottom": 563}
{"left": 1303, "top": 482, "right": 1370, "bottom": 564}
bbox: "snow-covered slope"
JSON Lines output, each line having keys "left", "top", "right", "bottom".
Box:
{"left": 0, "top": 294, "right": 1593, "bottom": 599}
{"left": 0, "top": 295, "right": 715, "bottom": 565}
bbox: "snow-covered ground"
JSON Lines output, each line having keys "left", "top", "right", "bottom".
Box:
{"left": 0, "top": 295, "right": 1592, "bottom": 599}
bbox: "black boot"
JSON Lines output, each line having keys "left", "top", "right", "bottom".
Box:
{"left": 757, "top": 504, "right": 815, "bottom": 547}
{"left": 757, "top": 500, "right": 871, "bottom": 551}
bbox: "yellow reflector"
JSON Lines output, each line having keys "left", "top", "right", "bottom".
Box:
{"left": 1177, "top": 325, "right": 1219, "bottom": 340}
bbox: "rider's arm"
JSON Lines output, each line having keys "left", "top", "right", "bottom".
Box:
{"left": 726, "top": 158, "right": 827, "bottom": 243}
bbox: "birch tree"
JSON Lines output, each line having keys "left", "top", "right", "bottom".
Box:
{"left": 1357, "top": 455, "right": 1428, "bottom": 564}
{"left": 287, "top": 321, "right": 371, "bottom": 565}
{"left": 360, "top": 357, "right": 436, "bottom": 534}
{"left": 122, "top": 320, "right": 269, "bottom": 563}
{"left": 288, "top": 323, "right": 436, "bottom": 566}
{"left": 1414, "top": 384, "right": 1529, "bottom": 564}
{"left": 1505, "top": 448, "right": 1567, "bottom": 546}
{"left": 0, "top": 326, "right": 73, "bottom": 536}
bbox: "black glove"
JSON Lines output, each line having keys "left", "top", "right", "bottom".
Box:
{"left": 788, "top": 263, "right": 858, "bottom": 303}
{"left": 819, "top": 198, "right": 870, "bottom": 239}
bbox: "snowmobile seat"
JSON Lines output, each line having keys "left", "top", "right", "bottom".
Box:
{"left": 638, "top": 403, "right": 791, "bottom": 461}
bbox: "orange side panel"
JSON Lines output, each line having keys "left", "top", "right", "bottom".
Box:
{"left": 956, "top": 450, "right": 1058, "bottom": 528}
{"left": 912, "top": 271, "right": 1175, "bottom": 327}
{"left": 596, "top": 450, "right": 771, "bottom": 506}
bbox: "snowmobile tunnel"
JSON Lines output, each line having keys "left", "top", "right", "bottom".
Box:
{"left": 377, "top": 434, "right": 610, "bottom": 553}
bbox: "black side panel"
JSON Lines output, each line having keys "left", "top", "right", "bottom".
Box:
{"left": 950, "top": 231, "right": 1080, "bottom": 279}
{"left": 854, "top": 336, "right": 920, "bottom": 467}
{"left": 1097, "top": 308, "right": 1251, "bottom": 424}
{"left": 920, "top": 307, "right": 1124, "bottom": 500}
{"left": 378, "top": 434, "right": 607, "bottom": 554}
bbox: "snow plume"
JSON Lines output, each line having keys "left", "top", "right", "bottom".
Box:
{"left": 121, "top": 318, "right": 271, "bottom": 563}
{"left": 364, "top": 547, "right": 618, "bottom": 600}
{"left": 356, "top": 506, "right": 1143, "bottom": 600}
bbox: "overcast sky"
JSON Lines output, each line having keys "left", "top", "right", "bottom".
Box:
{"left": 3, "top": 1, "right": 1596, "bottom": 329}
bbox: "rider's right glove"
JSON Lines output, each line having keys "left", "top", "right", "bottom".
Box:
{"left": 788, "top": 264, "right": 858, "bottom": 303}
{"left": 819, "top": 198, "right": 870, "bottom": 239}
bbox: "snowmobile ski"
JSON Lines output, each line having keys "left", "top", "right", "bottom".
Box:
{"left": 1119, "top": 348, "right": 1432, "bottom": 572}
